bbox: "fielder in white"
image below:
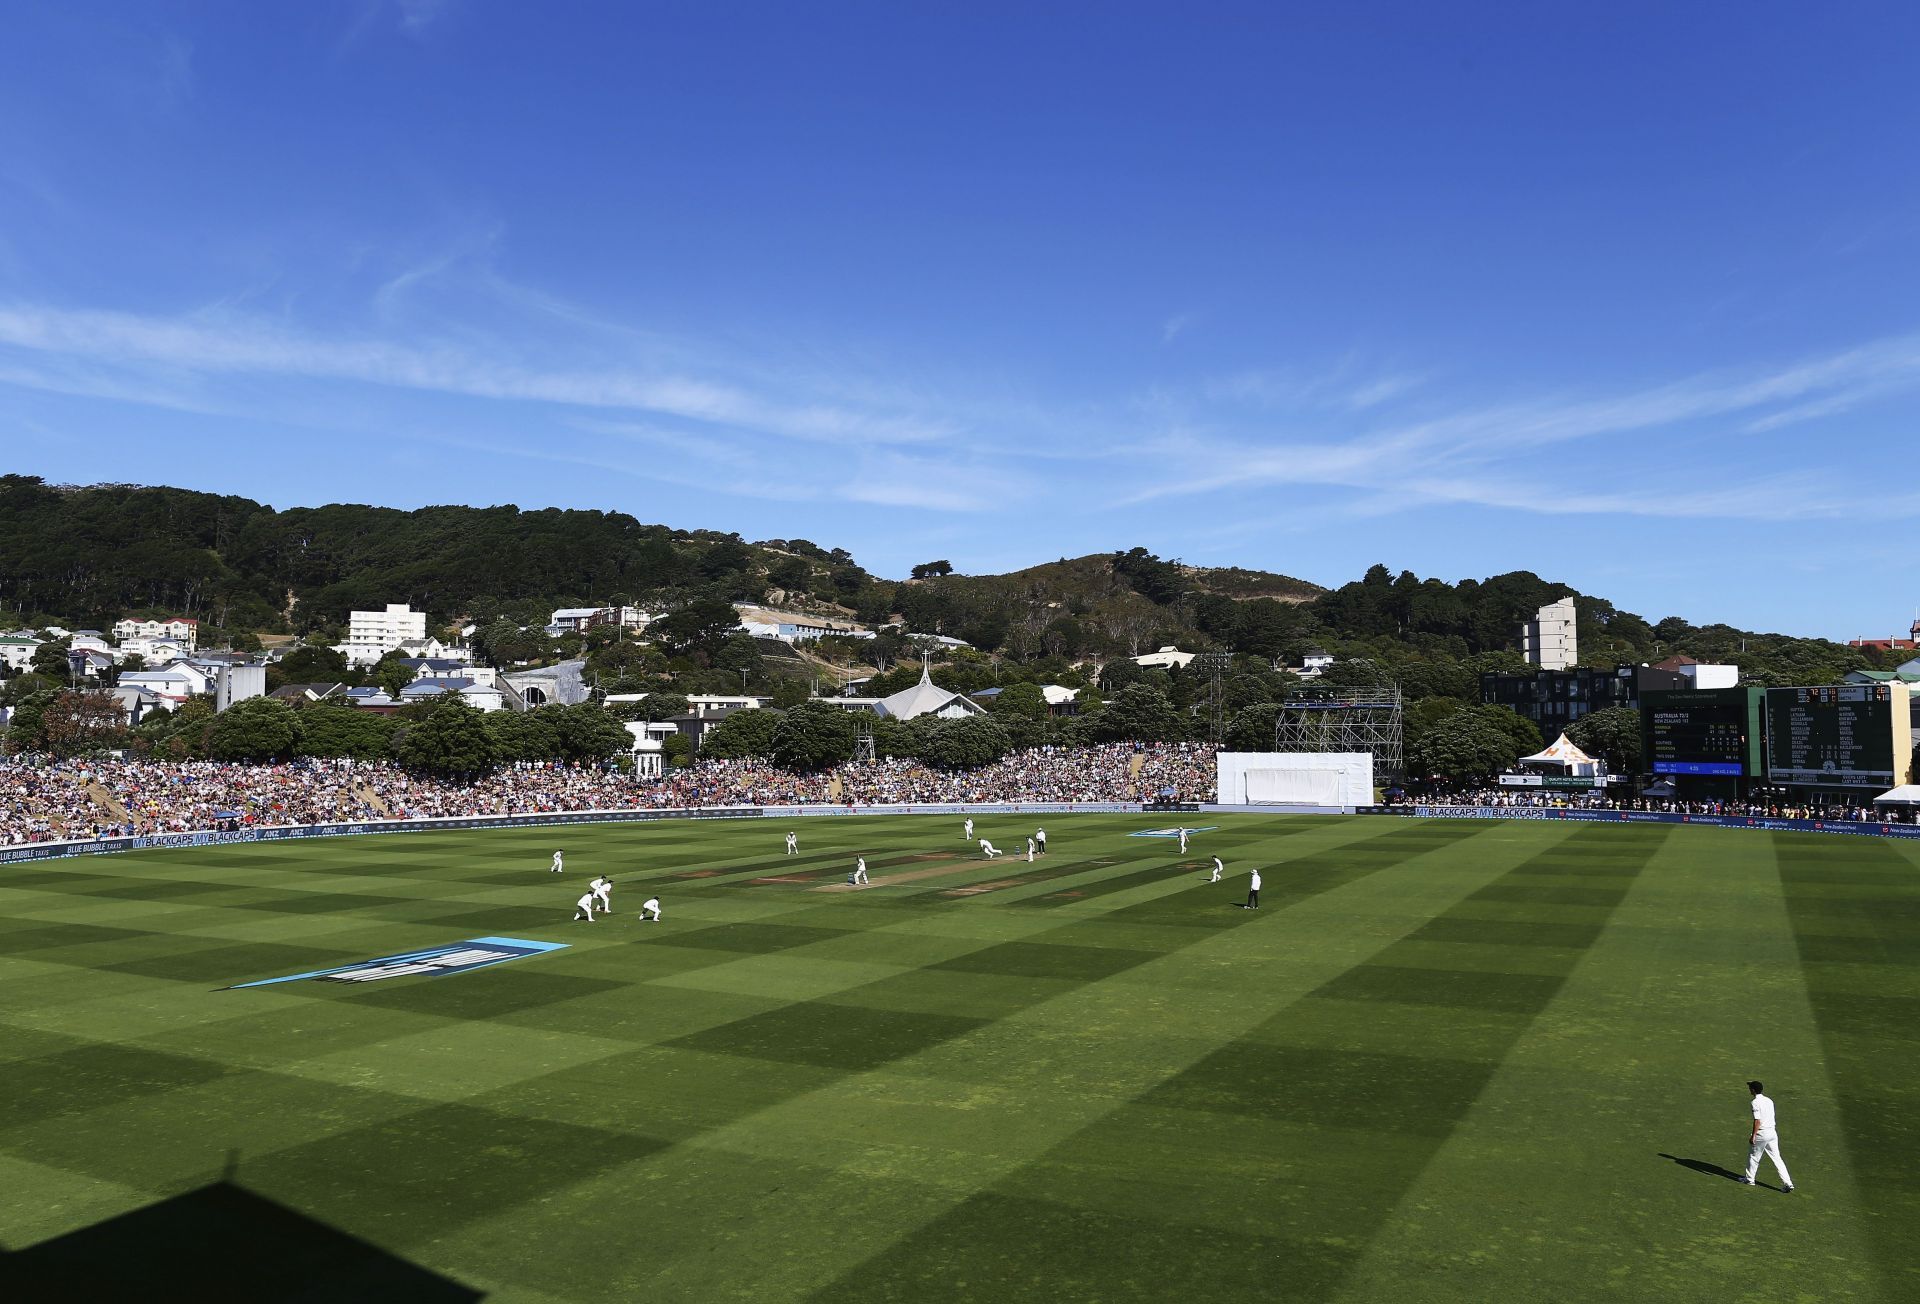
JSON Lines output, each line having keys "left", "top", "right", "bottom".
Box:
{"left": 979, "top": 838, "right": 1002, "bottom": 858}
{"left": 785, "top": 831, "right": 799, "bottom": 855}
{"left": 638, "top": 896, "right": 662, "bottom": 922}
{"left": 591, "top": 875, "right": 613, "bottom": 914}
{"left": 963, "top": 817, "right": 975, "bottom": 841}
{"left": 852, "top": 857, "right": 869, "bottom": 885}
{"left": 1210, "top": 856, "right": 1223, "bottom": 883}
{"left": 1026, "top": 837, "right": 1036, "bottom": 862}
{"left": 550, "top": 850, "right": 564, "bottom": 874}
{"left": 571, "top": 890, "right": 596, "bottom": 922}
{"left": 1177, "top": 828, "right": 1190, "bottom": 854}
{"left": 1740, "top": 1080, "right": 1794, "bottom": 1191}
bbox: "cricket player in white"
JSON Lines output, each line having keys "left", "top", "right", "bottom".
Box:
{"left": 572, "top": 891, "right": 596, "bottom": 922}
{"left": 979, "top": 837, "right": 1001, "bottom": 858}
{"left": 550, "top": 850, "right": 564, "bottom": 874}
{"left": 1026, "top": 837, "right": 1036, "bottom": 862}
{"left": 963, "top": 817, "right": 975, "bottom": 841}
{"left": 1177, "top": 828, "right": 1190, "bottom": 854}
{"left": 592, "top": 876, "right": 613, "bottom": 914}
{"left": 1035, "top": 827, "right": 1046, "bottom": 855}
{"left": 1741, "top": 1081, "right": 1794, "bottom": 1191}
{"left": 785, "top": 831, "right": 799, "bottom": 855}
{"left": 639, "top": 897, "right": 662, "bottom": 922}
{"left": 853, "top": 857, "right": 869, "bottom": 885}
{"left": 1210, "top": 856, "right": 1223, "bottom": 883}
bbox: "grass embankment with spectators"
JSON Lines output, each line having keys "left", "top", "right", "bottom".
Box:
{"left": 0, "top": 814, "right": 1911, "bottom": 1301}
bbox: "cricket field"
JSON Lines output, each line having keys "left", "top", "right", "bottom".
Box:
{"left": 1, "top": 813, "right": 1913, "bottom": 1301}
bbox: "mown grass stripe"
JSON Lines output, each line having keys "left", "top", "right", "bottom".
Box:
{"left": 815, "top": 825, "right": 1663, "bottom": 1300}
{"left": 1779, "top": 832, "right": 1920, "bottom": 1297}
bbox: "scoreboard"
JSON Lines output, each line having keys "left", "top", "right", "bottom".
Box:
{"left": 1764, "top": 685, "right": 1910, "bottom": 788}
{"left": 1643, "top": 688, "right": 1760, "bottom": 776}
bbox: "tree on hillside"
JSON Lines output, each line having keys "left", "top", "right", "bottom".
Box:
{"left": 394, "top": 697, "right": 495, "bottom": 774}
{"left": 1111, "top": 547, "right": 1186, "bottom": 606}
{"left": 368, "top": 651, "right": 414, "bottom": 697}
{"left": 911, "top": 560, "right": 953, "bottom": 579}
{"left": 987, "top": 682, "right": 1048, "bottom": 723}
{"left": 698, "top": 707, "right": 781, "bottom": 760}
{"left": 919, "top": 715, "right": 1011, "bottom": 769}
{"left": 31, "top": 689, "right": 127, "bottom": 756}
{"left": 1403, "top": 696, "right": 1463, "bottom": 751}
{"left": 486, "top": 708, "right": 563, "bottom": 763}
{"left": 769, "top": 700, "right": 858, "bottom": 771}
{"left": 2, "top": 689, "right": 55, "bottom": 754}
{"left": 31, "top": 639, "right": 72, "bottom": 681}
{"left": 653, "top": 597, "right": 742, "bottom": 665}
{"left": 624, "top": 691, "right": 690, "bottom": 723}
{"left": 208, "top": 697, "right": 301, "bottom": 762}
{"left": 767, "top": 556, "right": 813, "bottom": 595}
{"left": 1095, "top": 683, "right": 1185, "bottom": 743}
{"left": 1567, "top": 706, "right": 1644, "bottom": 774}
{"left": 270, "top": 643, "right": 351, "bottom": 691}
{"left": 296, "top": 704, "right": 399, "bottom": 760}
{"left": 1407, "top": 705, "right": 1535, "bottom": 782}
{"left": 1225, "top": 703, "right": 1283, "bottom": 752}
{"left": 553, "top": 703, "right": 631, "bottom": 761}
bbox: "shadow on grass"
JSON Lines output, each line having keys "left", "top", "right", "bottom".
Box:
{"left": 1, "top": 1179, "right": 483, "bottom": 1301}
{"left": 1659, "top": 1152, "right": 1758, "bottom": 1185}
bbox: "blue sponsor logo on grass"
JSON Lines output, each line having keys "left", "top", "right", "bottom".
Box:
{"left": 1129, "top": 826, "right": 1220, "bottom": 838}
{"left": 227, "top": 936, "right": 567, "bottom": 989}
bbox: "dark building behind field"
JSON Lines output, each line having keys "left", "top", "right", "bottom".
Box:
{"left": 1482, "top": 664, "right": 1689, "bottom": 743}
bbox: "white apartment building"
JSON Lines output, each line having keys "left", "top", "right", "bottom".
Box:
{"left": 342, "top": 604, "right": 429, "bottom": 667}
{"left": 0, "top": 635, "right": 42, "bottom": 671}
{"left": 1522, "top": 598, "right": 1579, "bottom": 670}
{"left": 548, "top": 606, "right": 652, "bottom": 635}
{"left": 112, "top": 616, "right": 198, "bottom": 650}
{"left": 118, "top": 637, "right": 191, "bottom": 664}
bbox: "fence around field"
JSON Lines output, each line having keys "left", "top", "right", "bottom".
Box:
{"left": 11, "top": 798, "right": 1920, "bottom": 867}
{"left": 1359, "top": 804, "right": 1920, "bottom": 840}
{"left": 0, "top": 801, "right": 1146, "bottom": 865}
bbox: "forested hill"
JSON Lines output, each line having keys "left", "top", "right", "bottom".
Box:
{"left": 0, "top": 474, "right": 873, "bottom": 636}
{"left": 0, "top": 474, "right": 1890, "bottom": 686}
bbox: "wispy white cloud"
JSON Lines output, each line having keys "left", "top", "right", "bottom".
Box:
{"left": 397, "top": 0, "right": 456, "bottom": 34}
{"left": 0, "top": 301, "right": 956, "bottom": 450}
{"left": 1197, "top": 355, "right": 1429, "bottom": 414}
{"left": 1117, "top": 331, "right": 1920, "bottom": 521}
{"left": 1161, "top": 311, "right": 1197, "bottom": 344}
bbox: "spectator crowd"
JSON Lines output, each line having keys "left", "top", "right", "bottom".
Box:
{"left": 0, "top": 743, "right": 1221, "bottom": 845}
{"left": 9, "top": 749, "right": 1916, "bottom": 846}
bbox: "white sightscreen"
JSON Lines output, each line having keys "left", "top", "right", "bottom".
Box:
{"left": 1215, "top": 752, "right": 1371, "bottom": 807}
{"left": 1243, "top": 767, "right": 1342, "bottom": 805}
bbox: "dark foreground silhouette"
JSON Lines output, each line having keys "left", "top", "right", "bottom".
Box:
{"left": 0, "top": 1179, "right": 483, "bottom": 1303}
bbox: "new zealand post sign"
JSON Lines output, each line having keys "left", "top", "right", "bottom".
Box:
{"left": 226, "top": 936, "right": 567, "bottom": 989}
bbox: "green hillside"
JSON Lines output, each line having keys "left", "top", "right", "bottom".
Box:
{"left": 0, "top": 475, "right": 1894, "bottom": 708}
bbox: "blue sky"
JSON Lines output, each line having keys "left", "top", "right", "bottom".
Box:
{"left": 2, "top": 3, "right": 1917, "bottom": 638}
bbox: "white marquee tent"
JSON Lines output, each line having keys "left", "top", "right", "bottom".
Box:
{"left": 1518, "top": 733, "right": 1603, "bottom": 778}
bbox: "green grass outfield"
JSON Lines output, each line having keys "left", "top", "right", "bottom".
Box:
{"left": 1, "top": 813, "right": 1915, "bottom": 1302}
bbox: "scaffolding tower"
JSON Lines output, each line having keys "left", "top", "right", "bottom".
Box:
{"left": 1274, "top": 685, "right": 1404, "bottom": 787}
